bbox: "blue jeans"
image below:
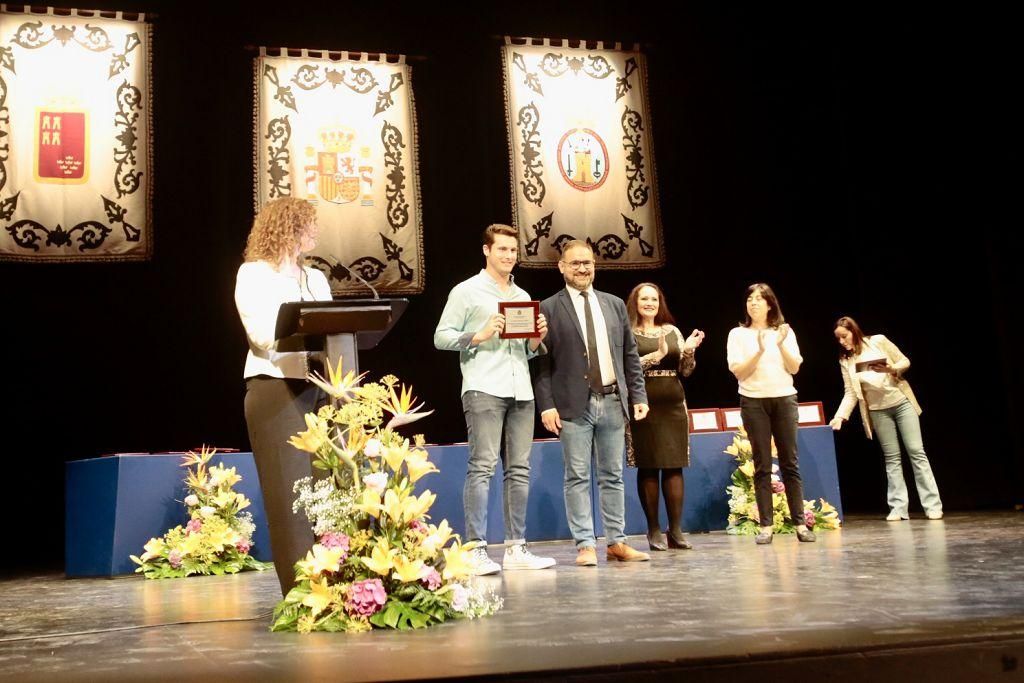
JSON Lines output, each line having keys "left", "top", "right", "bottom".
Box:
{"left": 869, "top": 399, "right": 942, "bottom": 516}
{"left": 560, "top": 392, "right": 627, "bottom": 548}
{"left": 461, "top": 391, "right": 534, "bottom": 544}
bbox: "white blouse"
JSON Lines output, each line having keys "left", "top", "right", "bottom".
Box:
{"left": 234, "top": 261, "right": 332, "bottom": 379}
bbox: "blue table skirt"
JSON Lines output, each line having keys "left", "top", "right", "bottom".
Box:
{"left": 65, "top": 427, "right": 841, "bottom": 576}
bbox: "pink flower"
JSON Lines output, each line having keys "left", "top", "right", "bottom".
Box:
{"left": 408, "top": 519, "right": 427, "bottom": 534}
{"left": 804, "top": 511, "right": 816, "bottom": 528}
{"left": 771, "top": 481, "right": 785, "bottom": 494}
{"left": 235, "top": 539, "right": 251, "bottom": 554}
{"left": 421, "top": 568, "right": 442, "bottom": 590}
{"left": 168, "top": 550, "right": 183, "bottom": 569}
{"left": 185, "top": 518, "right": 203, "bottom": 534}
{"left": 346, "top": 578, "right": 387, "bottom": 616}
{"left": 319, "top": 532, "right": 350, "bottom": 561}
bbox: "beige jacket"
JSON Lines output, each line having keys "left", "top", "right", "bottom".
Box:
{"left": 833, "top": 334, "right": 922, "bottom": 440}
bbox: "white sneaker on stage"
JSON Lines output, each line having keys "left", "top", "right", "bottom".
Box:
{"left": 925, "top": 510, "right": 944, "bottom": 520}
{"left": 503, "top": 544, "right": 556, "bottom": 570}
{"left": 886, "top": 511, "right": 909, "bottom": 521}
{"left": 469, "top": 546, "right": 501, "bottom": 576}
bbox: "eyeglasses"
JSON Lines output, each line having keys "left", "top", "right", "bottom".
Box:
{"left": 565, "top": 260, "right": 595, "bottom": 271}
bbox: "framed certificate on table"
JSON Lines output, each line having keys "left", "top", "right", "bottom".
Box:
{"left": 721, "top": 407, "right": 744, "bottom": 431}
{"left": 688, "top": 408, "right": 723, "bottom": 433}
{"left": 498, "top": 301, "right": 540, "bottom": 338}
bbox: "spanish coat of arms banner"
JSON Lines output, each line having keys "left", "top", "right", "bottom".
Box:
{"left": 0, "top": 7, "right": 151, "bottom": 262}
{"left": 502, "top": 38, "right": 664, "bottom": 269}
{"left": 255, "top": 47, "right": 424, "bottom": 296}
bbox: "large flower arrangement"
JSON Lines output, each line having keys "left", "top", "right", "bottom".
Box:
{"left": 130, "top": 448, "right": 272, "bottom": 578}
{"left": 270, "top": 360, "right": 501, "bottom": 633}
{"left": 724, "top": 427, "right": 841, "bottom": 535}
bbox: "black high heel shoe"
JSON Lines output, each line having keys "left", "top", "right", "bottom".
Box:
{"left": 666, "top": 530, "right": 693, "bottom": 550}
{"left": 647, "top": 529, "right": 668, "bottom": 551}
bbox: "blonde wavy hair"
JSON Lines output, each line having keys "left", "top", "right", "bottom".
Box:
{"left": 244, "top": 197, "right": 317, "bottom": 263}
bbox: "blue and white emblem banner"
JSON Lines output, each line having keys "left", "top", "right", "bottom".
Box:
{"left": 502, "top": 38, "right": 664, "bottom": 269}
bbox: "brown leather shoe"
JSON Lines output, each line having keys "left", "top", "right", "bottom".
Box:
{"left": 575, "top": 547, "right": 597, "bottom": 566}
{"left": 606, "top": 543, "right": 650, "bottom": 562}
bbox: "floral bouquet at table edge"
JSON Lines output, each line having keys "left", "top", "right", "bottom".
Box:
{"left": 130, "top": 447, "right": 273, "bottom": 579}
{"left": 271, "top": 359, "right": 502, "bottom": 633}
{"left": 724, "top": 427, "right": 842, "bottom": 535}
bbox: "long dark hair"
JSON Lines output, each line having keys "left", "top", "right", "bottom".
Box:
{"left": 627, "top": 282, "right": 676, "bottom": 329}
{"left": 834, "top": 316, "right": 867, "bottom": 359}
{"left": 741, "top": 282, "right": 785, "bottom": 328}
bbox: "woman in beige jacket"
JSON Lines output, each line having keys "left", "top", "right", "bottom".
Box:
{"left": 829, "top": 316, "right": 943, "bottom": 520}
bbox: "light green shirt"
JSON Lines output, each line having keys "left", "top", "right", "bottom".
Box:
{"left": 434, "top": 270, "right": 538, "bottom": 400}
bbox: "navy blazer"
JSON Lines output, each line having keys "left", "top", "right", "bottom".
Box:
{"left": 533, "top": 287, "right": 647, "bottom": 420}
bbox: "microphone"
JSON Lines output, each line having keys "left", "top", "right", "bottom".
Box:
{"left": 327, "top": 257, "right": 380, "bottom": 300}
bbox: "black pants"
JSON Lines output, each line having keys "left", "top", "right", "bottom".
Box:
{"left": 244, "top": 376, "right": 323, "bottom": 596}
{"left": 739, "top": 394, "right": 805, "bottom": 527}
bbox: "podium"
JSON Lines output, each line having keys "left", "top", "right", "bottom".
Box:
{"left": 274, "top": 298, "right": 408, "bottom": 374}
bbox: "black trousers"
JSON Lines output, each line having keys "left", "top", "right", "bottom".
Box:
{"left": 739, "top": 394, "right": 806, "bottom": 527}
{"left": 244, "top": 376, "right": 323, "bottom": 596}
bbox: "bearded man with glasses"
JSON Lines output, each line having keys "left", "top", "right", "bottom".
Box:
{"left": 533, "top": 240, "right": 651, "bottom": 567}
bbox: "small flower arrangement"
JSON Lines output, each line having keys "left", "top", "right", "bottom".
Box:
{"left": 130, "top": 447, "right": 272, "bottom": 579}
{"left": 270, "top": 361, "right": 501, "bottom": 633}
{"left": 723, "top": 427, "right": 842, "bottom": 535}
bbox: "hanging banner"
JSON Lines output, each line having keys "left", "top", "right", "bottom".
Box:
{"left": 255, "top": 48, "right": 424, "bottom": 296}
{"left": 0, "top": 7, "right": 152, "bottom": 262}
{"left": 502, "top": 37, "right": 665, "bottom": 269}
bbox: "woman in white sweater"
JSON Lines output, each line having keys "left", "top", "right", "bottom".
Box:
{"left": 829, "top": 316, "right": 943, "bottom": 521}
{"left": 234, "top": 197, "right": 332, "bottom": 595}
{"left": 727, "top": 283, "right": 815, "bottom": 545}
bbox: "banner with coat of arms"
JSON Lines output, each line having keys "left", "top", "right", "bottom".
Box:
{"left": 502, "top": 38, "right": 664, "bottom": 269}
{"left": 0, "top": 7, "right": 151, "bottom": 262}
{"left": 255, "top": 48, "right": 424, "bottom": 295}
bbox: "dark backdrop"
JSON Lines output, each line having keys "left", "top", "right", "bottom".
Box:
{"left": 2, "top": 2, "right": 1017, "bottom": 574}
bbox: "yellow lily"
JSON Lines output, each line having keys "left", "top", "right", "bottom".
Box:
{"left": 739, "top": 460, "right": 755, "bottom": 478}
{"left": 209, "top": 464, "right": 241, "bottom": 489}
{"left": 234, "top": 492, "right": 251, "bottom": 512}
{"left": 401, "top": 490, "right": 436, "bottom": 523}
{"left": 296, "top": 544, "right": 344, "bottom": 579}
{"left": 404, "top": 449, "right": 439, "bottom": 483}
{"left": 307, "top": 356, "right": 368, "bottom": 402}
{"left": 380, "top": 488, "right": 406, "bottom": 523}
{"left": 419, "top": 520, "right": 454, "bottom": 557}
{"left": 302, "top": 576, "right": 334, "bottom": 618}
{"left": 392, "top": 554, "right": 431, "bottom": 583}
{"left": 289, "top": 413, "right": 329, "bottom": 453}
{"left": 205, "top": 525, "right": 236, "bottom": 552}
{"left": 354, "top": 488, "right": 383, "bottom": 518}
{"left": 140, "top": 537, "right": 164, "bottom": 562}
{"left": 362, "top": 538, "right": 398, "bottom": 576}
{"left": 382, "top": 445, "right": 407, "bottom": 473}
{"left": 383, "top": 383, "right": 435, "bottom": 430}
{"left": 441, "top": 543, "right": 474, "bottom": 581}
{"left": 180, "top": 531, "right": 204, "bottom": 557}
{"left": 724, "top": 444, "right": 739, "bottom": 456}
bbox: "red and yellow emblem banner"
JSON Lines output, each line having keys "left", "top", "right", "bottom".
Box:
{"left": 255, "top": 48, "right": 424, "bottom": 295}
{"left": 0, "top": 8, "right": 152, "bottom": 262}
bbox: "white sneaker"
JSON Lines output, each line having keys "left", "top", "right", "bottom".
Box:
{"left": 469, "top": 546, "right": 501, "bottom": 576}
{"left": 886, "top": 511, "right": 909, "bottom": 521}
{"left": 503, "top": 544, "right": 556, "bottom": 570}
{"left": 925, "top": 510, "right": 944, "bottom": 520}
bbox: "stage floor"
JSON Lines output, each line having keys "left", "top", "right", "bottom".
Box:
{"left": 3, "top": 513, "right": 1024, "bottom": 682}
